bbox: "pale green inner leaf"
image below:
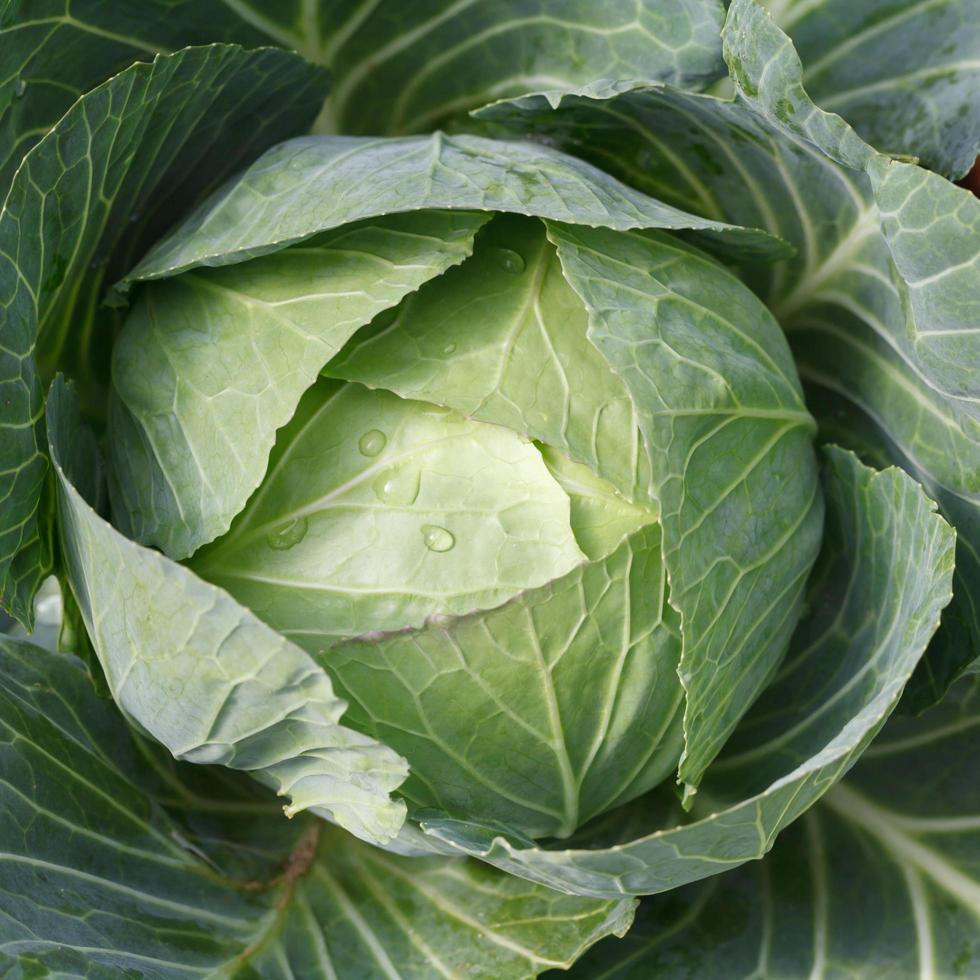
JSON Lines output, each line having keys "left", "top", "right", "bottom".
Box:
{"left": 539, "top": 444, "right": 659, "bottom": 561}
{"left": 327, "top": 522, "right": 683, "bottom": 839}
{"left": 329, "top": 213, "right": 654, "bottom": 505}
{"left": 193, "top": 380, "right": 585, "bottom": 643}
{"left": 109, "top": 209, "right": 489, "bottom": 559}
{"left": 47, "top": 379, "right": 409, "bottom": 847}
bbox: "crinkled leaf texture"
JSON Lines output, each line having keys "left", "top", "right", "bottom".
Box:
{"left": 47, "top": 378, "right": 408, "bottom": 847}
{"left": 0, "top": 2, "right": 276, "bottom": 195}
{"left": 410, "top": 449, "right": 954, "bottom": 898}
{"left": 722, "top": 0, "right": 980, "bottom": 705}
{"left": 111, "top": 136, "right": 820, "bottom": 835}
{"left": 567, "top": 670, "right": 980, "bottom": 978}
{"left": 0, "top": 43, "right": 329, "bottom": 627}
{"left": 0, "top": 634, "right": 634, "bottom": 977}
{"left": 761, "top": 0, "right": 980, "bottom": 179}
{"left": 0, "top": 0, "right": 728, "bottom": 196}
{"left": 318, "top": 0, "right": 727, "bottom": 133}
{"left": 475, "top": 1, "right": 980, "bottom": 711}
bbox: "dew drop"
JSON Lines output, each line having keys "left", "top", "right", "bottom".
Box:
{"left": 358, "top": 429, "right": 387, "bottom": 457}
{"left": 372, "top": 465, "right": 421, "bottom": 506}
{"left": 490, "top": 247, "right": 525, "bottom": 274}
{"left": 421, "top": 524, "right": 455, "bottom": 552}
{"left": 267, "top": 517, "right": 308, "bottom": 550}
{"left": 441, "top": 342, "right": 457, "bottom": 355}
{"left": 14, "top": 78, "right": 26, "bottom": 98}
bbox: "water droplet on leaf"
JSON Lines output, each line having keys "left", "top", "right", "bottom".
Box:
{"left": 358, "top": 429, "right": 387, "bottom": 456}
{"left": 490, "top": 247, "right": 525, "bottom": 274}
{"left": 421, "top": 524, "right": 455, "bottom": 552}
{"left": 442, "top": 342, "right": 457, "bottom": 354}
{"left": 373, "top": 465, "right": 421, "bottom": 506}
{"left": 14, "top": 78, "right": 26, "bottom": 98}
{"left": 267, "top": 517, "right": 308, "bottom": 550}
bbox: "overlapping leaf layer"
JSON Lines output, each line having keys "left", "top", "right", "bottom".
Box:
{"left": 1, "top": 0, "right": 976, "bottom": 976}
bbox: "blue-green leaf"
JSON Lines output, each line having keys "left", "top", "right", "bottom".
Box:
{"left": 0, "top": 44, "right": 328, "bottom": 627}
{"left": 761, "top": 0, "right": 980, "bottom": 179}
{"left": 567, "top": 671, "right": 980, "bottom": 978}
{"left": 414, "top": 450, "right": 954, "bottom": 898}
{"left": 723, "top": 0, "right": 980, "bottom": 703}
{"left": 546, "top": 222, "right": 822, "bottom": 798}
{"left": 0, "top": 634, "right": 634, "bottom": 976}
{"left": 48, "top": 378, "right": 408, "bottom": 846}
{"left": 0, "top": 1, "right": 274, "bottom": 196}
{"left": 123, "top": 131, "right": 790, "bottom": 286}
{"left": 318, "top": 0, "right": 727, "bottom": 134}
{"left": 477, "top": 17, "right": 980, "bottom": 708}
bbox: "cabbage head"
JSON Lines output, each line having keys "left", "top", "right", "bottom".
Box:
{"left": 1, "top": 1, "right": 977, "bottom": 976}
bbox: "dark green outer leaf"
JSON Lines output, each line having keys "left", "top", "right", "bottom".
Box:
{"left": 0, "top": 44, "right": 329, "bottom": 627}
{"left": 475, "top": 39, "right": 980, "bottom": 709}
{"left": 412, "top": 449, "right": 954, "bottom": 898}
{"left": 318, "top": 0, "right": 727, "bottom": 134}
{"left": 564, "top": 672, "right": 980, "bottom": 978}
{"left": 723, "top": 0, "right": 980, "bottom": 704}
{"left": 0, "top": 0, "right": 731, "bottom": 198}
{"left": 0, "top": 0, "right": 272, "bottom": 197}
{"left": 763, "top": 0, "right": 980, "bottom": 179}
{"left": 0, "top": 634, "right": 634, "bottom": 977}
